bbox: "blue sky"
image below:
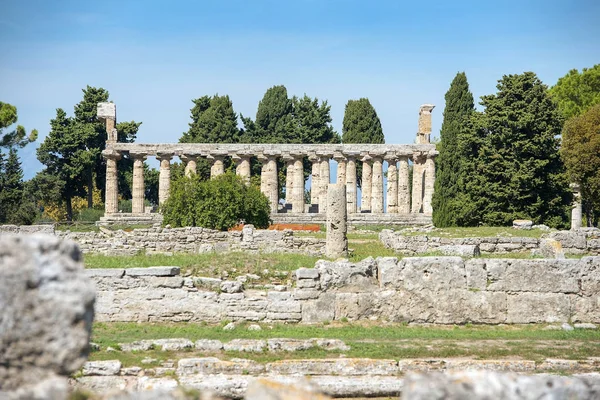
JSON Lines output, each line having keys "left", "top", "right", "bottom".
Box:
{"left": 1, "top": 0, "right": 599, "bottom": 179}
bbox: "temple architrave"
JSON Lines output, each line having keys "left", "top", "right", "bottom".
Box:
{"left": 97, "top": 102, "right": 438, "bottom": 226}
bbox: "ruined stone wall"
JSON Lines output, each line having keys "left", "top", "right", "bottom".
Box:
{"left": 50, "top": 225, "right": 325, "bottom": 256}
{"left": 380, "top": 229, "right": 600, "bottom": 255}
{"left": 90, "top": 256, "right": 600, "bottom": 325}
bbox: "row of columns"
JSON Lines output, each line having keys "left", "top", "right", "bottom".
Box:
{"left": 103, "top": 149, "right": 437, "bottom": 216}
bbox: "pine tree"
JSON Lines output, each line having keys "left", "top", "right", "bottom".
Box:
{"left": 241, "top": 85, "right": 295, "bottom": 143}
{"left": 549, "top": 64, "right": 600, "bottom": 120}
{"left": 341, "top": 98, "right": 384, "bottom": 144}
{"left": 0, "top": 102, "right": 38, "bottom": 148}
{"left": 292, "top": 95, "right": 340, "bottom": 144}
{"left": 0, "top": 148, "right": 35, "bottom": 224}
{"left": 460, "top": 72, "right": 572, "bottom": 227}
{"left": 432, "top": 72, "right": 475, "bottom": 227}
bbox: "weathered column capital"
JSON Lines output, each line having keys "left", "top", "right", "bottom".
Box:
{"left": 307, "top": 152, "right": 319, "bottom": 162}
{"left": 180, "top": 153, "right": 200, "bottom": 163}
{"left": 344, "top": 151, "right": 360, "bottom": 161}
{"left": 383, "top": 152, "right": 398, "bottom": 162}
{"left": 102, "top": 149, "right": 122, "bottom": 160}
{"left": 281, "top": 153, "right": 296, "bottom": 162}
{"left": 257, "top": 153, "right": 277, "bottom": 162}
{"left": 333, "top": 151, "right": 346, "bottom": 162}
{"left": 360, "top": 154, "right": 373, "bottom": 163}
{"left": 156, "top": 151, "right": 174, "bottom": 161}
{"left": 412, "top": 151, "right": 427, "bottom": 163}
{"left": 129, "top": 151, "right": 147, "bottom": 160}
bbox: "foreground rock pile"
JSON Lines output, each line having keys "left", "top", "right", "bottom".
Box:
{"left": 0, "top": 235, "right": 95, "bottom": 399}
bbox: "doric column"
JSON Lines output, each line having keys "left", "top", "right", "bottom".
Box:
{"left": 156, "top": 152, "right": 173, "bottom": 206}
{"left": 397, "top": 156, "right": 410, "bottom": 213}
{"left": 319, "top": 155, "right": 330, "bottom": 213}
{"left": 308, "top": 153, "right": 320, "bottom": 205}
{"left": 571, "top": 183, "right": 582, "bottom": 230}
{"left": 181, "top": 154, "right": 198, "bottom": 177}
{"left": 102, "top": 149, "right": 121, "bottom": 214}
{"left": 283, "top": 154, "right": 295, "bottom": 205}
{"left": 416, "top": 104, "right": 435, "bottom": 144}
{"left": 422, "top": 153, "right": 437, "bottom": 215}
{"left": 371, "top": 156, "right": 384, "bottom": 213}
{"left": 360, "top": 155, "right": 372, "bottom": 212}
{"left": 411, "top": 152, "right": 426, "bottom": 213}
{"left": 334, "top": 152, "right": 347, "bottom": 184}
{"left": 346, "top": 155, "right": 357, "bottom": 214}
{"left": 258, "top": 154, "right": 279, "bottom": 213}
{"left": 233, "top": 154, "right": 251, "bottom": 185}
{"left": 130, "top": 151, "right": 147, "bottom": 214}
{"left": 292, "top": 155, "right": 305, "bottom": 213}
{"left": 385, "top": 154, "right": 398, "bottom": 213}
{"left": 210, "top": 155, "right": 225, "bottom": 178}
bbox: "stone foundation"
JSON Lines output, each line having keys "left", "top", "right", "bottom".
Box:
{"left": 380, "top": 228, "right": 600, "bottom": 255}
{"left": 90, "top": 256, "right": 600, "bottom": 325}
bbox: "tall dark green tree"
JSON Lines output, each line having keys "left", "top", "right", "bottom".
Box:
{"left": 292, "top": 95, "right": 340, "bottom": 144}
{"left": 0, "top": 148, "right": 36, "bottom": 224}
{"left": 0, "top": 102, "right": 38, "bottom": 148}
{"left": 342, "top": 98, "right": 384, "bottom": 187}
{"left": 458, "top": 72, "right": 572, "bottom": 227}
{"left": 342, "top": 98, "right": 384, "bottom": 144}
{"left": 432, "top": 72, "right": 475, "bottom": 227}
{"left": 180, "top": 94, "right": 241, "bottom": 179}
{"left": 241, "top": 85, "right": 295, "bottom": 143}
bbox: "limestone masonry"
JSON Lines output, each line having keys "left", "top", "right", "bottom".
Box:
{"left": 89, "top": 255, "right": 600, "bottom": 325}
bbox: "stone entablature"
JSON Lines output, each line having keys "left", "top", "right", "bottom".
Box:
{"left": 99, "top": 103, "right": 439, "bottom": 224}
{"left": 90, "top": 256, "right": 600, "bottom": 325}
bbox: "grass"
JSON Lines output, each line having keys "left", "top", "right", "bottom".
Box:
{"left": 89, "top": 322, "right": 600, "bottom": 367}
{"left": 402, "top": 226, "right": 548, "bottom": 239}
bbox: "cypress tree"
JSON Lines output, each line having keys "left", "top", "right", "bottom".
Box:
{"left": 341, "top": 98, "right": 384, "bottom": 144}
{"left": 432, "top": 72, "right": 475, "bottom": 227}
{"left": 460, "top": 72, "right": 572, "bottom": 228}
{"left": 0, "top": 148, "right": 35, "bottom": 224}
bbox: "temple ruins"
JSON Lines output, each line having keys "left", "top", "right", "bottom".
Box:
{"left": 97, "top": 102, "right": 438, "bottom": 226}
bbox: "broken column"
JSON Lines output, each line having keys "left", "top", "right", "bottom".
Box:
{"left": 0, "top": 235, "right": 95, "bottom": 399}
{"left": 417, "top": 104, "right": 435, "bottom": 144}
{"left": 326, "top": 183, "right": 348, "bottom": 258}
{"left": 571, "top": 183, "right": 582, "bottom": 230}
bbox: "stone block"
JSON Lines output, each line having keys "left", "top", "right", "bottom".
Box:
{"left": 153, "top": 338, "right": 194, "bottom": 351}
{"left": 317, "top": 257, "right": 378, "bottom": 291}
{"left": 125, "top": 266, "right": 180, "bottom": 276}
{"left": 195, "top": 339, "right": 224, "bottom": 351}
{"left": 82, "top": 360, "right": 122, "bottom": 376}
{"left": 268, "top": 301, "right": 302, "bottom": 313}
{"left": 444, "top": 359, "right": 535, "bottom": 372}
{"left": 265, "top": 358, "right": 398, "bottom": 376}
{"left": 513, "top": 219, "right": 533, "bottom": 229}
{"left": 437, "top": 244, "right": 481, "bottom": 257}
{"left": 403, "top": 371, "right": 596, "bottom": 400}
{"left": 535, "top": 238, "right": 565, "bottom": 259}
{"left": 484, "top": 259, "right": 580, "bottom": 293}
{"left": 548, "top": 230, "right": 587, "bottom": 250}
{"left": 223, "top": 339, "right": 266, "bottom": 352}
{"left": 119, "top": 340, "right": 154, "bottom": 352}
{"left": 0, "top": 235, "right": 95, "bottom": 393}
{"left": 313, "top": 339, "right": 350, "bottom": 351}
{"left": 221, "top": 280, "right": 244, "bottom": 293}
{"left": 266, "top": 312, "right": 302, "bottom": 321}
{"left": 296, "top": 268, "right": 320, "bottom": 279}
{"left": 572, "top": 296, "right": 600, "bottom": 323}
{"left": 245, "top": 378, "right": 330, "bottom": 400}
{"left": 507, "top": 293, "right": 572, "bottom": 323}
{"left": 302, "top": 294, "right": 335, "bottom": 323}
{"left": 293, "top": 289, "right": 320, "bottom": 300}
{"left": 97, "top": 102, "right": 116, "bottom": 120}
{"left": 267, "top": 339, "right": 315, "bottom": 352}
{"left": 267, "top": 291, "right": 292, "bottom": 301}
{"left": 393, "top": 257, "right": 466, "bottom": 291}
{"left": 465, "top": 259, "right": 487, "bottom": 290}
{"left": 85, "top": 268, "right": 125, "bottom": 277}
{"left": 297, "top": 279, "right": 319, "bottom": 289}
{"left": 177, "top": 357, "right": 265, "bottom": 375}
{"left": 581, "top": 256, "right": 600, "bottom": 296}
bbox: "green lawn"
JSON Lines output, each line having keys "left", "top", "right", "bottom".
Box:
{"left": 402, "top": 226, "right": 548, "bottom": 239}
{"left": 89, "top": 322, "right": 600, "bottom": 366}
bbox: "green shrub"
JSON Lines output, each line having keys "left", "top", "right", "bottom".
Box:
{"left": 162, "top": 172, "right": 271, "bottom": 230}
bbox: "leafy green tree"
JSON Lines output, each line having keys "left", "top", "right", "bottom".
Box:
{"left": 292, "top": 95, "right": 340, "bottom": 144}
{"left": 342, "top": 98, "right": 384, "bottom": 144}
{"left": 432, "top": 72, "right": 475, "bottom": 227}
{"left": 0, "top": 102, "right": 37, "bottom": 148}
{"left": 162, "top": 172, "right": 271, "bottom": 230}
{"left": 458, "top": 72, "right": 572, "bottom": 228}
{"left": 242, "top": 85, "right": 295, "bottom": 143}
{"left": 180, "top": 94, "right": 241, "bottom": 179}
{"left": 342, "top": 98, "right": 384, "bottom": 188}
{"left": 561, "top": 104, "right": 600, "bottom": 226}
{"left": 0, "top": 148, "right": 35, "bottom": 224}
{"left": 549, "top": 64, "right": 600, "bottom": 120}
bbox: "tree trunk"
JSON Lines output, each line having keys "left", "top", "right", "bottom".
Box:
{"left": 66, "top": 196, "right": 73, "bottom": 221}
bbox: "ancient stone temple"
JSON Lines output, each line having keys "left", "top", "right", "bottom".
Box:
{"left": 98, "top": 103, "right": 438, "bottom": 226}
